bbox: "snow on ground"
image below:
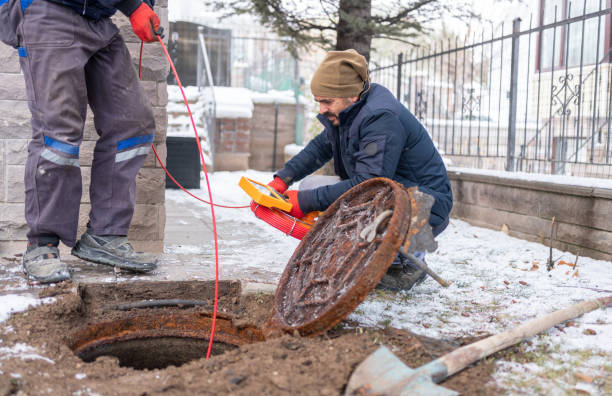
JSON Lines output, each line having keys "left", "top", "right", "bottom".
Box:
{"left": 165, "top": 170, "right": 612, "bottom": 394}
{"left": 0, "top": 294, "right": 44, "bottom": 323}
{"left": 165, "top": 170, "right": 300, "bottom": 277}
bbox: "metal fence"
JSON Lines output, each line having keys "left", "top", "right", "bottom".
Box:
{"left": 370, "top": 3, "right": 612, "bottom": 179}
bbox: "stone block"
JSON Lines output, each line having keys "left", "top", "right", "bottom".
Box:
{"left": 154, "top": 106, "right": 168, "bottom": 142}
{"left": 80, "top": 166, "right": 91, "bottom": 204}
{"left": 0, "top": 203, "right": 27, "bottom": 241}
{"left": 83, "top": 108, "right": 97, "bottom": 141}
{"left": 0, "top": 100, "right": 31, "bottom": 139}
{"left": 135, "top": 167, "right": 165, "bottom": 204}
{"left": 0, "top": 44, "right": 20, "bottom": 74}
{"left": 157, "top": 82, "right": 168, "bottom": 107}
{"left": 129, "top": 204, "right": 164, "bottom": 240}
{"left": 214, "top": 152, "right": 250, "bottom": 171}
{"left": 79, "top": 140, "right": 96, "bottom": 167}
{"left": 0, "top": 73, "right": 27, "bottom": 101}
{"left": 6, "top": 165, "right": 25, "bottom": 203}
{"left": 141, "top": 80, "right": 158, "bottom": 106}
{"left": 126, "top": 43, "right": 170, "bottom": 82}
{"left": 5, "top": 139, "right": 28, "bottom": 165}
{"left": 144, "top": 142, "right": 166, "bottom": 168}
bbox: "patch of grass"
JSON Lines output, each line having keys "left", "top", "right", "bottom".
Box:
{"left": 377, "top": 318, "right": 393, "bottom": 329}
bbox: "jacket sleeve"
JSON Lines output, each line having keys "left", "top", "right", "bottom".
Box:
{"left": 275, "top": 130, "right": 333, "bottom": 186}
{"left": 298, "top": 111, "right": 406, "bottom": 213}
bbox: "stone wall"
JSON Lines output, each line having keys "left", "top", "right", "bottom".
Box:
{"left": 0, "top": 1, "right": 169, "bottom": 253}
{"left": 448, "top": 168, "right": 612, "bottom": 262}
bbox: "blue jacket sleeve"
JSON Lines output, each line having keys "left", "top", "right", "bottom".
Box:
{"left": 298, "top": 111, "right": 406, "bottom": 213}
{"left": 275, "top": 130, "right": 333, "bottom": 185}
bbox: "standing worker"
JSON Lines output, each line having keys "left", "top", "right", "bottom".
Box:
{"left": 268, "top": 49, "right": 453, "bottom": 291}
{"left": 0, "top": 0, "right": 162, "bottom": 283}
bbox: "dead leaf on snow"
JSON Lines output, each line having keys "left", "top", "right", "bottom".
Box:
{"left": 583, "top": 328, "right": 597, "bottom": 335}
{"left": 519, "top": 280, "right": 528, "bottom": 286}
{"left": 503, "top": 280, "right": 510, "bottom": 285}
{"left": 575, "top": 373, "right": 594, "bottom": 383}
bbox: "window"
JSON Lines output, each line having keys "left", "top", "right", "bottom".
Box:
{"left": 538, "top": 0, "right": 609, "bottom": 70}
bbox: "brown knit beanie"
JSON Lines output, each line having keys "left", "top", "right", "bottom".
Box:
{"left": 310, "top": 49, "right": 369, "bottom": 98}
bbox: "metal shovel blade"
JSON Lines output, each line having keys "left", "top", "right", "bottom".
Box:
{"left": 345, "top": 346, "right": 458, "bottom": 396}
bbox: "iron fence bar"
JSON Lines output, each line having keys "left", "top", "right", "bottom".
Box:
{"left": 432, "top": 44, "right": 438, "bottom": 141}
{"left": 507, "top": 18, "right": 521, "bottom": 171}
{"left": 521, "top": 15, "right": 533, "bottom": 171}
{"left": 460, "top": 37, "right": 467, "bottom": 155}
{"left": 478, "top": 31, "right": 484, "bottom": 158}
{"left": 427, "top": 46, "right": 433, "bottom": 131}
{"left": 438, "top": 42, "right": 444, "bottom": 149}
{"left": 576, "top": 0, "right": 588, "bottom": 163}
{"left": 445, "top": 40, "right": 451, "bottom": 153}
{"left": 561, "top": 3, "right": 573, "bottom": 174}
{"left": 548, "top": 7, "right": 558, "bottom": 173}
{"left": 607, "top": 65, "right": 612, "bottom": 163}
{"left": 468, "top": 34, "right": 474, "bottom": 155}
{"left": 409, "top": 50, "right": 414, "bottom": 110}
{"left": 396, "top": 53, "right": 403, "bottom": 100}
{"left": 497, "top": 23, "right": 505, "bottom": 157}
{"left": 487, "top": 27, "right": 494, "bottom": 156}
{"left": 591, "top": 0, "right": 604, "bottom": 162}
{"left": 452, "top": 38, "right": 458, "bottom": 155}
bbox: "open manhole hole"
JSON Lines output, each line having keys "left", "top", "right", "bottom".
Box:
{"left": 68, "top": 312, "right": 264, "bottom": 370}
{"left": 66, "top": 282, "right": 265, "bottom": 370}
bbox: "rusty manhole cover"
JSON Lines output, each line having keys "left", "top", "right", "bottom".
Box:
{"left": 264, "top": 178, "right": 413, "bottom": 337}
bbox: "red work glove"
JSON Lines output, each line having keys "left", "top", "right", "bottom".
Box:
{"left": 284, "top": 190, "right": 305, "bottom": 219}
{"left": 129, "top": 2, "right": 161, "bottom": 43}
{"left": 267, "top": 176, "right": 288, "bottom": 194}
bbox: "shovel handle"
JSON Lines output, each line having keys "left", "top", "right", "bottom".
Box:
{"left": 399, "top": 248, "right": 451, "bottom": 288}
{"left": 436, "top": 295, "right": 612, "bottom": 378}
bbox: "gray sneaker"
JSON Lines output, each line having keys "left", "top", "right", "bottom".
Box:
{"left": 71, "top": 231, "right": 157, "bottom": 272}
{"left": 23, "top": 245, "right": 71, "bottom": 284}
{"left": 376, "top": 256, "right": 427, "bottom": 292}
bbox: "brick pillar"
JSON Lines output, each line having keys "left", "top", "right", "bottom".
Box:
{"left": 0, "top": 1, "right": 169, "bottom": 254}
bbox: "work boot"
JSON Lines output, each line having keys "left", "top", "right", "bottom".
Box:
{"left": 376, "top": 253, "right": 427, "bottom": 292}
{"left": 71, "top": 230, "right": 157, "bottom": 272}
{"left": 23, "top": 244, "right": 71, "bottom": 284}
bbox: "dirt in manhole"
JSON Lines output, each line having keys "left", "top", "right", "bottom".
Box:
{"left": 0, "top": 281, "right": 505, "bottom": 395}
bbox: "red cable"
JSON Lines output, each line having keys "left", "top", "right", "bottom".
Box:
{"left": 143, "top": 36, "right": 220, "bottom": 360}
{"left": 151, "top": 146, "right": 249, "bottom": 209}
{"left": 250, "top": 202, "right": 311, "bottom": 240}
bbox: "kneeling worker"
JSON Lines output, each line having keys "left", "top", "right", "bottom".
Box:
{"left": 267, "top": 49, "right": 453, "bottom": 291}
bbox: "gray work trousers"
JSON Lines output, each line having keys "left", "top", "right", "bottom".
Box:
{"left": 16, "top": 1, "right": 156, "bottom": 246}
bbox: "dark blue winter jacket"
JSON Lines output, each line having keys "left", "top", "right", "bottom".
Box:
{"left": 44, "top": 0, "right": 150, "bottom": 20}
{"left": 276, "top": 83, "right": 453, "bottom": 228}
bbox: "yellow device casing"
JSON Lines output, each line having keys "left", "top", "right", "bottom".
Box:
{"left": 238, "top": 176, "right": 292, "bottom": 212}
